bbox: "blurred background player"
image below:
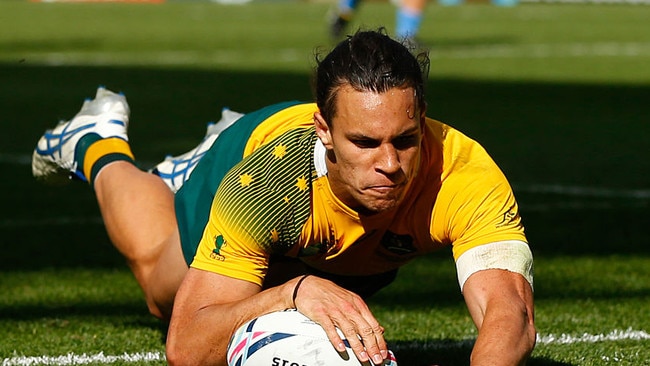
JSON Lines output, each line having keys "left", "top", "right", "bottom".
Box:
{"left": 330, "top": 0, "right": 427, "bottom": 42}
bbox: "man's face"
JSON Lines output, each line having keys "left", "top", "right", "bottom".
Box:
{"left": 314, "top": 85, "right": 424, "bottom": 215}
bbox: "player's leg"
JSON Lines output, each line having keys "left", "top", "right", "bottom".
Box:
{"left": 32, "top": 87, "right": 187, "bottom": 320}
{"left": 396, "top": 0, "right": 426, "bottom": 40}
{"left": 329, "top": 0, "right": 361, "bottom": 39}
{"left": 149, "top": 108, "right": 243, "bottom": 193}
{"left": 92, "top": 103, "right": 242, "bottom": 318}
{"left": 93, "top": 161, "right": 186, "bottom": 320}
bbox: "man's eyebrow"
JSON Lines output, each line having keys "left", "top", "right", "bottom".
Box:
{"left": 399, "top": 125, "right": 421, "bottom": 136}
{"left": 346, "top": 132, "right": 376, "bottom": 140}
{"left": 346, "top": 125, "right": 420, "bottom": 140}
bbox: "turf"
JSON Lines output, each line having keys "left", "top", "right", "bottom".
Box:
{"left": 1, "top": 1, "right": 649, "bottom": 365}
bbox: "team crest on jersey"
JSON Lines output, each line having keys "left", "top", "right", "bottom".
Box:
{"left": 299, "top": 228, "right": 338, "bottom": 257}
{"left": 380, "top": 231, "right": 416, "bottom": 255}
{"left": 298, "top": 242, "right": 326, "bottom": 257}
{"left": 299, "top": 238, "right": 335, "bottom": 257}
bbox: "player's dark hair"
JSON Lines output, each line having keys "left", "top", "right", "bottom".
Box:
{"left": 313, "top": 28, "right": 429, "bottom": 126}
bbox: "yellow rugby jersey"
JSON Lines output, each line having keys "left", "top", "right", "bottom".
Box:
{"left": 191, "top": 103, "right": 526, "bottom": 286}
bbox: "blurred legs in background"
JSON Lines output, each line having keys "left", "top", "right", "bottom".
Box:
{"left": 328, "top": 0, "right": 519, "bottom": 42}
{"left": 329, "top": 0, "right": 426, "bottom": 42}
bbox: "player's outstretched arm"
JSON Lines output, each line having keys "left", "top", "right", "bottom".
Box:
{"left": 165, "top": 270, "right": 390, "bottom": 366}
{"left": 462, "top": 269, "right": 536, "bottom": 366}
{"left": 165, "top": 268, "right": 292, "bottom": 366}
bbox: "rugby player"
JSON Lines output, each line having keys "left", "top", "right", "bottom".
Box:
{"left": 32, "top": 29, "right": 535, "bottom": 366}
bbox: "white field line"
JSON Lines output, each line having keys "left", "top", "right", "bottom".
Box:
{"left": 536, "top": 328, "right": 650, "bottom": 345}
{"left": 1, "top": 352, "right": 164, "bottom": 366}
{"left": 2, "top": 329, "right": 649, "bottom": 365}
{"left": 4, "top": 41, "right": 650, "bottom": 67}
{"left": 395, "top": 328, "right": 650, "bottom": 352}
{"left": 1, "top": 152, "right": 647, "bottom": 227}
{"left": 429, "top": 41, "right": 650, "bottom": 60}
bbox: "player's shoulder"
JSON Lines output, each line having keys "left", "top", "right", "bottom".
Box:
{"left": 215, "top": 126, "right": 317, "bottom": 252}
{"left": 423, "top": 118, "right": 498, "bottom": 171}
{"left": 245, "top": 102, "right": 317, "bottom": 154}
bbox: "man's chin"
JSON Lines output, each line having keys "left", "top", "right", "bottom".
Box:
{"left": 358, "top": 198, "right": 400, "bottom": 215}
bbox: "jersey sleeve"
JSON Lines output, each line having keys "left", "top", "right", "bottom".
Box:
{"left": 192, "top": 210, "right": 270, "bottom": 285}
{"left": 429, "top": 129, "right": 527, "bottom": 261}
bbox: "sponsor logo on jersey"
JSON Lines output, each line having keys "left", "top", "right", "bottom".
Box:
{"left": 496, "top": 204, "right": 519, "bottom": 228}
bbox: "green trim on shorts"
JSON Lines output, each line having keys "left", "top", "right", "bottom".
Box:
{"left": 175, "top": 101, "right": 302, "bottom": 265}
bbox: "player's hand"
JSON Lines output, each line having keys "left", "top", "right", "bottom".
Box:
{"left": 291, "top": 275, "right": 389, "bottom": 365}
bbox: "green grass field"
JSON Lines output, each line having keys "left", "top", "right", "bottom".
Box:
{"left": 1, "top": 1, "right": 649, "bottom": 365}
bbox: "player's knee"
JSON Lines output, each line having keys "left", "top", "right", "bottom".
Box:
{"left": 143, "top": 251, "right": 187, "bottom": 321}
{"left": 147, "top": 298, "right": 173, "bottom": 321}
{"left": 145, "top": 288, "right": 175, "bottom": 321}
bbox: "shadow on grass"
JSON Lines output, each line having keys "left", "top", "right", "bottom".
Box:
{"left": 390, "top": 338, "right": 474, "bottom": 366}
{"left": 389, "top": 339, "right": 576, "bottom": 366}
{"left": 0, "top": 302, "right": 151, "bottom": 322}
{"left": 523, "top": 208, "right": 650, "bottom": 257}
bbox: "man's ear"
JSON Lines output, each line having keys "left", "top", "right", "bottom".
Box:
{"left": 313, "top": 112, "right": 333, "bottom": 149}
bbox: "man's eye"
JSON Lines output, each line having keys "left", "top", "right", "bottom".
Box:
{"left": 353, "top": 139, "right": 379, "bottom": 148}
{"left": 394, "top": 135, "right": 419, "bottom": 149}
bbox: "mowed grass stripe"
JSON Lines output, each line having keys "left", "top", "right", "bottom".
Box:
{"left": 6, "top": 42, "right": 650, "bottom": 68}
{"left": 3, "top": 329, "right": 649, "bottom": 366}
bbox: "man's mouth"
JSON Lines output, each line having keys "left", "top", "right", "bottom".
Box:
{"left": 365, "top": 182, "right": 404, "bottom": 195}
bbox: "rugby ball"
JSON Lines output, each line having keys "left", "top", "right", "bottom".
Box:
{"left": 227, "top": 309, "right": 398, "bottom": 366}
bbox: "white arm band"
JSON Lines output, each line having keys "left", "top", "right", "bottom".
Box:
{"left": 456, "top": 240, "right": 534, "bottom": 292}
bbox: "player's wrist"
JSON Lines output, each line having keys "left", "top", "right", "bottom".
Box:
{"left": 291, "top": 274, "right": 310, "bottom": 309}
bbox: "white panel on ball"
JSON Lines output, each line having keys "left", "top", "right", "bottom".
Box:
{"left": 227, "top": 309, "right": 398, "bottom": 366}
